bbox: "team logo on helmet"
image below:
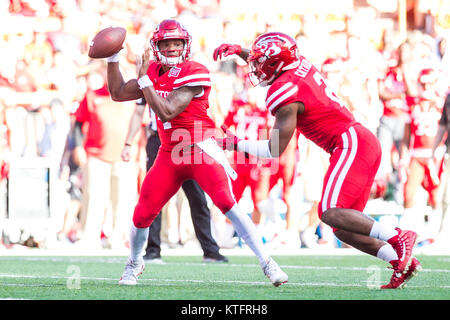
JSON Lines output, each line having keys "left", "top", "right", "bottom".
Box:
{"left": 248, "top": 32, "right": 300, "bottom": 87}
{"left": 255, "top": 41, "right": 282, "bottom": 58}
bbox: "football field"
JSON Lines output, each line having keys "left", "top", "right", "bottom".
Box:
{"left": 1, "top": 253, "right": 449, "bottom": 302}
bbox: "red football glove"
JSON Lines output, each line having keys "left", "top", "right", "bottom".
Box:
{"left": 216, "top": 125, "right": 240, "bottom": 151}
{"left": 215, "top": 125, "right": 250, "bottom": 159}
{"left": 213, "top": 44, "right": 242, "bottom": 61}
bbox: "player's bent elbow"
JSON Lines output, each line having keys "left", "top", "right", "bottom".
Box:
{"left": 109, "top": 91, "right": 126, "bottom": 102}
{"left": 158, "top": 110, "right": 176, "bottom": 122}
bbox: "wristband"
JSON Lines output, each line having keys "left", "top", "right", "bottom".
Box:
{"left": 124, "top": 143, "right": 132, "bottom": 147}
{"left": 237, "top": 140, "right": 272, "bottom": 158}
{"left": 138, "top": 75, "right": 153, "bottom": 89}
{"left": 107, "top": 52, "right": 120, "bottom": 63}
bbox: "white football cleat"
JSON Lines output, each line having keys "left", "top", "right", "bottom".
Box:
{"left": 262, "top": 257, "right": 288, "bottom": 287}
{"left": 118, "top": 257, "right": 144, "bottom": 286}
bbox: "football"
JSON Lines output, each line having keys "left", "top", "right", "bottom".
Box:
{"left": 88, "top": 26, "right": 126, "bottom": 59}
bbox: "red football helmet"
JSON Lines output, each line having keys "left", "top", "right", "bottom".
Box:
{"left": 247, "top": 32, "right": 300, "bottom": 86}
{"left": 150, "top": 19, "right": 192, "bottom": 66}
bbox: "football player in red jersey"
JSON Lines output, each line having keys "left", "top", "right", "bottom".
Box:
{"left": 105, "top": 19, "right": 287, "bottom": 286}
{"left": 400, "top": 68, "right": 446, "bottom": 236}
{"left": 214, "top": 32, "right": 421, "bottom": 289}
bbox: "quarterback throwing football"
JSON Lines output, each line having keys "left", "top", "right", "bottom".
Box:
{"left": 213, "top": 32, "right": 421, "bottom": 289}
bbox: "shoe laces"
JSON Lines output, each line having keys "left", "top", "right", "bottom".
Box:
{"left": 123, "top": 260, "right": 142, "bottom": 278}
{"left": 263, "top": 259, "right": 279, "bottom": 275}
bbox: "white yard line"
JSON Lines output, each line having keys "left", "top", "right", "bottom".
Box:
{"left": 0, "top": 274, "right": 448, "bottom": 290}
{"left": 2, "top": 257, "right": 449, "bottom": 273}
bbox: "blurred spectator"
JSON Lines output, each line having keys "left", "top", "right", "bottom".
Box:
{"left": 0, "top": 101, "right": 10, "bottom": 185}
{"left": 375, "top": 42, "right": 411, "bottom": 205}
{"left": 38, "top": 98, "right": 71, "bottom": 162}
{"left": 430, "top": 93, "right": 450, "bottom": 250}
{"left": 73, "top": 67, "right": 144, "bottom": 249}
{"left": 56, "top": 118, "right": 84, "bottom": 243}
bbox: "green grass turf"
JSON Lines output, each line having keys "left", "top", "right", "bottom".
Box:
{"left": 0, "top": 255, "right": 449, "bottom": 300}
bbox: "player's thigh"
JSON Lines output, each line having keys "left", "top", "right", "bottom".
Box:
{"left": 320, "top": 125, "right": 380, "bottom": 216}
{"left": 138, "top": 152, "right": 184, "bottom": 215}
{"left": 191, "top": 154, "right": 236, "bottom": 214}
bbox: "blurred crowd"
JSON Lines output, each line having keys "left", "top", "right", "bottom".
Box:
{"left": 0, "top": 0, "right": 449, "bottom": 252}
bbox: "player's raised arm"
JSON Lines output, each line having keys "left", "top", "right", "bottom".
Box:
{"left": 137, "top": 46, "right": 201, "bottom": 122}
{"left": 213, "top": 44, "right": 250, "bottom": 63}
{"left": 88, "top": 26, "right": 143, "bottom": 102}
{"left": 107, "top": 58, "right": 143, "bottom": 102}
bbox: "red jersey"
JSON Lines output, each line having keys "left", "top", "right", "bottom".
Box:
{"left": 380, "top": 67, "right": 408, "bottom": 117}
{"left": 75, "top": 85, "right": 137, "bottom": 163}
{"left": 223, "top": 98, "right": 270, "bottom": 165}
{"left": 266, "top": 56, "right": 357, "bottom": 153}
{"left": 407, "top": 96, "right": 444, "bottom": 158}
{"left": 223, "top": 99, "right": 269, "bottom": 140}
{"left": 146, "top": 60, "right": 216, "bottom": 151}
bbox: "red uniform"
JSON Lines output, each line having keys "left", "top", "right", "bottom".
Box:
{"left": 223, "top": 98, "right": 269, "bottom": 202}
{"left": 380, "top": 67, "right": 408, "bottom": 117}
{"left": 266, "top": 56, "right": 381, "bottom": 218}
{"left": 403, "top": 95, "right": 445, "bottom": 207}
{"left": 133, "top": 60, "right": 236, "bottom": 228}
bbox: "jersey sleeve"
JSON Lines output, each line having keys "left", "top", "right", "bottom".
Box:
{"left": 172, "top": 61, "right": 211, "bottom": 90}
{"left": 74, "top": 94, "right": 89, "bottom": 123}
{"left": 265, "top": 80, "right": 299, "bottom": 116}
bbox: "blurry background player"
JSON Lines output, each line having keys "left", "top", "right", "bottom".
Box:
{"left": 399, "top": 67, "right": 447, "bottom": 241}
{"left": 264, "top": 130, "right": 300, "bottom": 249}
{"left": 105, "top": 19, "right": 288, "bottom": 286}
{"left": 375, "top": 43, "right": 411, "bottom": 205}
{"left": 214, "top": 32, "right": 421, "bottom": 289}
{"left": 220, "top": 86, "right": 270, "bottom": 244}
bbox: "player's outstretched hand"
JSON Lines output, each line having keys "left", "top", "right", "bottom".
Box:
{"left": 213, "top": 44, "right": 242, "bottom": 61}
{"left": 215, "top": 125, "right": 240, "bottom": 151}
